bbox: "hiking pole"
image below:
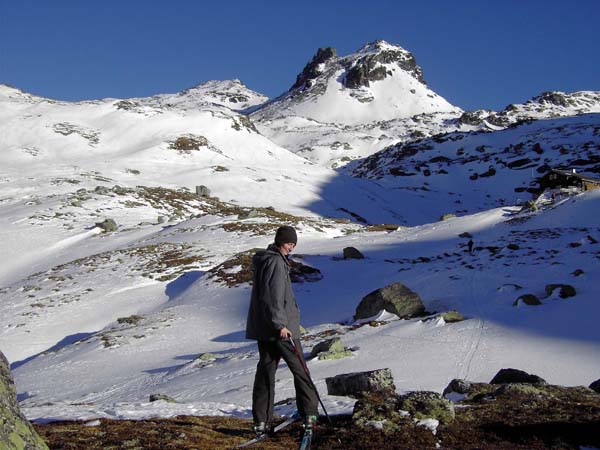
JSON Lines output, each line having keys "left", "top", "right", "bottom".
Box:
{"left": 288, "top": 337, "right": 334, "bottom": 427}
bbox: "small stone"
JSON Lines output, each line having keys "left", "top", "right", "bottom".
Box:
{"left": 95, "top": 218, "right": 118, "bottom": 232}
{"left": 149, "top": 394, "right": 178, "bottom": 403}
{"left": 440, "top": 311, "right": 465, "bottom": 323}
{"left": 513, "top": 294, "right": 541, "bottom": 306}
{"left": 443, "top": 379, "right": 472, "bottom": 397}
{"left": 545, "top": 284, "right": 576, "bottom": 298}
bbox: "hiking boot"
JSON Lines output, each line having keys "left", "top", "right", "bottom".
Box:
{"left": 252, "top": 421, "right": 271, "bottom": 437}
{"left": 303, "top": 415, "right": 318, "bottom": 430}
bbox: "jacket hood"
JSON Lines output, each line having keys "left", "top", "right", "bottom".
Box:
{"left": 252, "top": 244, "right": 287, "bottom": 270}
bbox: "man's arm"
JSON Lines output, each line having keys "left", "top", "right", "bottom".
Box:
{"left": 263, "top": 258, "right": 290, "bottom": 337}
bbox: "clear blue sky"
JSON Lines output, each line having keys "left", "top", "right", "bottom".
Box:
{"left": 1, "top": 0, "right": 598, "bottom": 111}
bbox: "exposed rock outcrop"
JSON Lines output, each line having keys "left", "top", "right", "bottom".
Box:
{"left": 1, "top": 350, "right": 49, "bottom": 450}
{"left": 290, "top": 47, "right": 337, "bottom": 91}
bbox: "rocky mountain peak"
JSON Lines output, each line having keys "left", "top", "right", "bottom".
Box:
{"left": 344, "top": 40, "right": 425, "bottom": 88}
{"left": 290, "top": 47, "right": 337, "bottom": 91}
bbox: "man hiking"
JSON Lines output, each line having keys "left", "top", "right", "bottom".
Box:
{"left": 245, "top": 225, "right": 318, "bottom": 437}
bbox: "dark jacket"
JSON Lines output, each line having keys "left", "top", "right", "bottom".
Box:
{"left": 245, "top": 244, "right": 301, "bottom": 341}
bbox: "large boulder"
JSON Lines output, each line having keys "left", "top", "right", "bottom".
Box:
{"left": 589, "top": 378, "right": 600, "bottom": 394}
{"left": 490, "top": 368, "right": 547, "bottom": 385}
{"left": 326, "top": 368, "right": 395, "bottom": 398}
{"left": 1, "top": 350, "right": 49, "bottom": 449}
{"left": 354, "top": 282, "right": 425, "bottom": 321}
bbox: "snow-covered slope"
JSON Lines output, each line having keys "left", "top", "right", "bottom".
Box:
{"left": 458, "top": 91, "right": 600, "bottom": 128}
{"left": 351, "top": 113, "right": 600, "bottom": 224}
{"left": 131, "top": 79, "right": 268, "bottom": 112}
{"left": 9, "top": 190, "right": 600, "bottom": 423}
{"left": 1, "top": 41, "right": 599, "bottom": 427}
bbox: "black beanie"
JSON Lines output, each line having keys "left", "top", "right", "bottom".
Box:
{"left": 275, "top": 225, "right": 297, "bottom": 246}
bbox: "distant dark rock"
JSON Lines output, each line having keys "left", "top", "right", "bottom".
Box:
{"left": 507, "top": 243, "right": 520, "bottom": 250}
{"left": 94, "top": 186, "right": 111, "bottom": 195}
{"left": 195, "top": 185, "right": 211, "bottom": 197}
{"left": 326, "top": 368, "right": 395, "bottom": 398}
{"left": 343, "top": 247, "right": 365, "bottom": 260}
{"left": 354, "top": 282, "right": 425, "bottom": 321}
{"left": 572, "top": 269, "right": 585, "bottom": 277}
{"left": 545, "top": 284, "right": 576, "bottom": 298}
{"left": 513, "top": 294, "right": 542, "bottom": 306}
{"left": 537, "top": 91, "right": 571, "bottom": 107}
{"left": 443, "top": 379, "right": 472, "bottom": 397}
{"left": 1, "top": 350, "right": 49, "bottom": 449}
{"left": 237, "top": 209, "right": 261, "bottom": 220}
{"left": 507, "top": 158, "right": 533, "bottom": 169}
{"left": 459, "top": 232, "right": 473, "bottom": 239}
{"left": 458, "top": 110, "right": 485, "bottom": 126}
{"left": 149, "top": 394, "right": 178, "bottom": 403}
{"left": 95, "top": 218, "right": 118, "bottom": 232}
{"left": 490, "top": 368, "right": 547, "bottom": 385}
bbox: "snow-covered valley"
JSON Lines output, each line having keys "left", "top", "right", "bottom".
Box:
{"left": 1, "top": 40, "right": 599, "bottom": 427}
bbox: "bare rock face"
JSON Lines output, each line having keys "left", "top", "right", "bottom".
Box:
{"left": 354, "top": 282, "right": 425, "bottom": 320}
{"left": 326, "top": 368, "right": 396, "bottom": 398}
{"left": 343, "top": 41, "right": 425, "bottom": 89}
{"left": 1, "top": 350, "right": 49, "bottom": 450}
{"left": 290, "top": 47, "right": 337, "bottom": 91}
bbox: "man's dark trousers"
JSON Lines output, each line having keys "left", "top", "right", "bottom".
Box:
{"left": 252, "top": 338, "right": 318, "bottom": 423}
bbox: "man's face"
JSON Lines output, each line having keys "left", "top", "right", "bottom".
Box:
{"left": 280, "top": 242, "right": 296, "bottom": 256}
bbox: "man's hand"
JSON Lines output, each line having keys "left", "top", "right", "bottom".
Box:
{"left": 279, "top": 327, "right": 292, "bottom": 340}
